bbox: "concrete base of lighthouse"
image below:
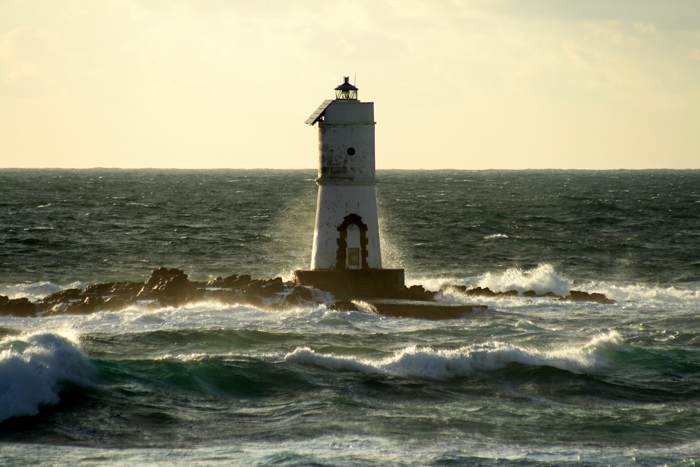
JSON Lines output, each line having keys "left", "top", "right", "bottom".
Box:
{"left": 293, "top": 268, "right": 488, "bottom": 320}
{"left": 293, "top": 269, "right": 405, "bottom": 300}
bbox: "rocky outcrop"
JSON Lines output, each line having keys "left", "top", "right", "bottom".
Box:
{"left": 559, "top": 290, "right": 616, "bottom": 305}
{"left": 0, "top": 267, "right": 331, "bottom": 318}
{"left": 329, "top": 300, "right": 359, "bottom": 312}
{"left": 0, "top": 296, "right": 37, "bottom": 317}
{"left": 0, "top": 267, "right": 616, "bottom": 318}
{"left": 443, "top": 285, "right": 613, "bottom": 304}
{"left": 136, "top": 267, "right": 205, "bottom": 306}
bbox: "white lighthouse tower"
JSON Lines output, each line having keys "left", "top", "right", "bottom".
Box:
{"left": 307, "top": 77, "right": 381, "bottom": 271}
{"left": 294, "top": 77, "right": 404, "bottom": 297}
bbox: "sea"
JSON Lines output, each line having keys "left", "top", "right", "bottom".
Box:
{"left": 1, "top": 169, "right": 699, "bottom": 467}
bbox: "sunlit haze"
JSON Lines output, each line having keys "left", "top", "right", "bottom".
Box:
{"left": 1, "top": 0, "right": 698, "bottom": 169}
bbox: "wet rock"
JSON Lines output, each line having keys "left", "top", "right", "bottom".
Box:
{"left": 560, "top": 290, "right": 615, "bottom": 305}
{"left": 403, "top": 285, "right": 438, "bottom": 301}
{"left": 0, "top": 297, "right": 37, "bottom": 317}
{"left": 40, "top": 288, "right": 83, "bottom": 307}
{"left": 465, "top": 287, "right": 497, "bottom": 297}
{"left": 84, "top": 282, "right": 116, "bottom": 296}
{"left": 522, "top": 290, "right": 537, "bottom": 297}
{"left": 330, "top": 300, "right": 358, "bottom": 312}
{"left": 66, "top": 296, "right": 105, "bottom": 315}
{"left": 11, "top": 266, "right": 503, "bottom": 318}
{"left": 139, "top": 267, "right": 187, "bottom": 295}
{"left": 207, "top": 274, "right": 252, "bottom": 290}
{"left": 209, "top": 274, "right": 252, "bottom": 290}
{"left": 498, "top": 290, "right": 519, "bottom": 297}
{"left": 257, "top": 278, "right": 285, "bottom": 298}
{"left": 110, "top": 281, "right": 144, "bottom": 297}
{"left": 102, "top": 296, "right": 131, "bottom": 312}
{"left": 541, "top": 292, "right": 562, "bottom": 298}
{"left": 285, "top": 286, "right": 315, "bottom": 306}
{"left": 138, "top": 267, "right": 200, "bottom": 306}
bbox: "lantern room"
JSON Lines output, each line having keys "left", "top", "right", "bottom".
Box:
{"left": 334, "top": 77, "right": 358, "bottom": 100}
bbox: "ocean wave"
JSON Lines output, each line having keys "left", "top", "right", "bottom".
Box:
{"left": 0, "top": 331, "right": 95, "bottom": 422}
{"left": 285, "top": 331, "right": 622, "bottom": 380}
{"left": 483, "top": 233, "right": 509, "bottom": 240}
{"left": 580, "top": 282, "right": 700, "bottom": 305}
{"left": 476, "top": 264, "right": 573, "bottom": 296}
{"left": 0, "top": 281, "right": 83, "bottom": 302}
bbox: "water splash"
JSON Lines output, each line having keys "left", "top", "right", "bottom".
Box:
{"left": 477, "top": 264, "right": 573, "bottom": 296}
{"left": 0, "top": 331, "right": 95, "bottom": 422}
{"left": 285, "top": 331, "right": 622, "bottom": 380}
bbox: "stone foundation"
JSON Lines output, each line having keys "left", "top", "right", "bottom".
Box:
{"left": 293, "top": 269, "right": 405, "bottom": 299}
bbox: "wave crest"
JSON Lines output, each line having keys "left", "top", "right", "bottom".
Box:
{"left": 285, "top": 331, "right": 622, "bottom": 380}
{"left": 0, "top": 332, "right": 95, "bottom": 422}
{"left": 477, "top": 264, "right": 572, "bottom": 296}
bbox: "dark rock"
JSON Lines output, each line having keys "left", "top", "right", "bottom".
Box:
{"left": 208, "top": 274, "right": 252, "bottom": 289}
{"left": 465, "top": 287, "right": 497, "bottom": 297}
{"left": 110, "top": 281, "right": 144, "bottom": 297}
{"left": 541, "top": 292, "right": 562, "bottom": 298}
{"left": 444, "top": 285, "right": 468, "bottom": 293}
{"left": 66, "top": 296, "right": 105, "bottom": 315}
{"left": 138, "top": 267, "right": 198, "bottom": 306}
{"left": 210, "top": 274, "right": 252, "bottom": 290}
{"left": 285, "top": 286, "right": 315, "bottom": 306}
{"left": 499, "top": 290, "right": 519, "bottom": 297}
{"left": 84, "top": 282, "right": 115, "bottom": 296}
{"left": 0, "top": 297, "right": 37, "bottom": 317}
{"left": 240, "top": 292, "right": 263, "bottom": 308}
{"left": 330, "top": 300, "right": 358, "bottom": 312}
{"left": 0, "top": 295, "right": 9, "bottom": 307}
{"left": 102, "top": 296, "right": 131, "bottom": 312}
{"left": 522, "top": 290, "right": 537, "bottom": 297}
{"left": 560, "top": 290, "right": 615, "bottom": 305}
{"left": 257, "top": 278, "right": 285, "bottom": 298}
{"left": 243, "top": 279, "right": 265, "bottom": 293}
{"left": 139, "top": 267, "right": 188, "bottom": 294}
{"left": 40, "top": 288, "right": 83, "bottom": 306}
{"left": 403, "top": 285, "right": 438, "bottom": 301}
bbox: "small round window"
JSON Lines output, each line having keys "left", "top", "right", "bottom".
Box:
{"left": 347, "top": 147, "right": 356, "bottom": 156}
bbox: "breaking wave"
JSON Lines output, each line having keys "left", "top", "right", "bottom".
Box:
{"left": 0, "top": 331, "right": 95, "bottom": 422}
{"left": 477, "top": 264, "right": 573, "bottom": 296}
{"left": 0, "top": 281, "right": 81, "bottom": 302}
{"left": 285, "top": 330, "right": 623, "bottom": 380}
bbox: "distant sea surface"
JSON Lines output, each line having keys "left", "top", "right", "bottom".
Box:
{"left": 1, "top": 169, "right": 699, "bottom": 466}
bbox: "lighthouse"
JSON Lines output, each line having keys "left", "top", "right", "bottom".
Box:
{"left": 294, "top": 77, "right": 404, "bottom": 297}
{"left": 307, "top": 77, "right": 381, "bottom": 270}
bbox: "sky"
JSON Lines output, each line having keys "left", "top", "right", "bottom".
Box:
{"left": 1, "top": 0, "right": 699, "bottom": 170}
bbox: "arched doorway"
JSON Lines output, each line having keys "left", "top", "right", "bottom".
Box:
{"left": 335, "top": 214, "right": 369, "bottom": 270}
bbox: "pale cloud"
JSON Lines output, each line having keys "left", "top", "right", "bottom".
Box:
{"left": 634, "top": 22, "right": 658, "bottom": 35}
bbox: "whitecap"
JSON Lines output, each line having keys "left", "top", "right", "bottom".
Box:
{"left": 483, "top": 234, "right": 509, "bottom": 240}
{"left": 284, "top": 330, "right": 622, "bottom": 380}
{"left": 0, "top": 281, "right": 84, "bottom": 301}
{"left": 0, "top": 331, "right": 95, "bottom": 422}
{"left": 477, "top": 264, "right": 572, "bottom": 296}
{"left": 580, "top": 281, "right": 700, "bottom": 305}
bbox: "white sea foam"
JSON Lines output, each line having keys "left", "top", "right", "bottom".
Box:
{"left": 0, "top": 331, "right": 95, "bottom": 422}
{"left": 285, "top": 330, "right": 622, "bottom": 380}
{"left": 483, "top": 233, "right": 509, "bottom": 240}
{"left": 579, "top": 281, "right": 700, "bottom": 305}
{"left": 477, "top": 264, "right": 572, "bottom": 296}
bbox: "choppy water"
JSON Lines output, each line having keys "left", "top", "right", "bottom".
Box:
{"left": 1, "top": 169, "right": 699, "bottom": 466}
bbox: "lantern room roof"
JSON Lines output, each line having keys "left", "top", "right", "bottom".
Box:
{"left": 335, "top": 77, "right": 358, "bottom": 92}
